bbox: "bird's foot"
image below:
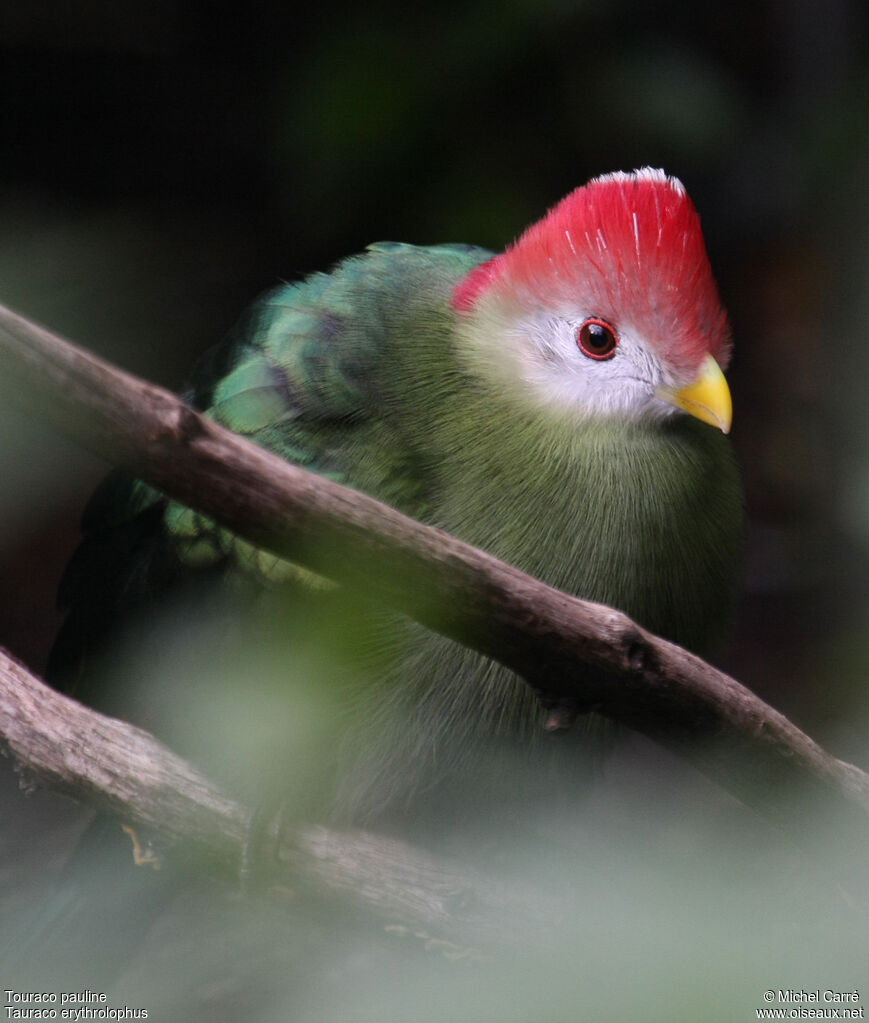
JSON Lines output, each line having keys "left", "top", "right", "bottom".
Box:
{"left": 542, "top": 703, "right": 581, "bottom": 732}
{"left": 121, "top": 823, "right": 168, "bottom": 870}
{"left": 537, "top": 689, "right": 604, "bottom": 732}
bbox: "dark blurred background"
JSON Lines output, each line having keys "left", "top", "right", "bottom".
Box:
{"left": 0, "top": 0, "right": 867, "bottom": 1013}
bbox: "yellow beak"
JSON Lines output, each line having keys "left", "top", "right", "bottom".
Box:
{"left": 656, "top": 354, "right": 732, "bottom": 434}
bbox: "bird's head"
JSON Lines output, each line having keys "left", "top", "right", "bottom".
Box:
{"left": 452, "top": 168, "right": 732, "bottom": 433}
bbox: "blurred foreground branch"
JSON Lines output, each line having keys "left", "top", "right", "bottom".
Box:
{"left": 0, "top": 301, "right": 866, "bottom": 843}
{"left": 0, "top": 649, "right": 546, "bottom": 949}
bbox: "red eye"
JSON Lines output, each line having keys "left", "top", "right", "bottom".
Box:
{"left": 577, "top": 318, "right": 618, "bottom": 360}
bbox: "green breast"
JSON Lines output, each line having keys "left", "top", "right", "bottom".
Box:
{"left": 431, "top": 401, "right": 743, "bottom": 656}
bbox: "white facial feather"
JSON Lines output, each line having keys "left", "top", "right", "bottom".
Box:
{"left": 513, "top": 314, "right": 680, "bottom": 422}
{"left": 459, "top": 297, "right": 684, "bottom": 425}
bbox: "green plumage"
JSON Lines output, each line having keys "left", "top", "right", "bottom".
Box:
{"left": 26, "top": 174, "right": 744, "bottom": 989}
{"left": 53, "top": 240, "right": 742, "bottom": 817}
{"left": 192, "top": 240, "right": 740, "bottom": 643}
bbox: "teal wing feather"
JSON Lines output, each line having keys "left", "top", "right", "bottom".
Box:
{"left": 48, "top": 242, "right": 491, "bottom": 693}
{"left": 164, "top": 241, "right": 492, "bottom": 580}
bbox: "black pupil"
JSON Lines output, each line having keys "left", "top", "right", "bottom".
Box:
{"left": 586, "top": 324, "right": 609, "bottom": 349}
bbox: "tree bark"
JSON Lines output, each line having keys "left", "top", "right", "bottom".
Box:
{"left": 0, "top": 300, "right": 866, "bottom": 842}
{"left": 0, "top": 649, "right": 550, "bottom": 949}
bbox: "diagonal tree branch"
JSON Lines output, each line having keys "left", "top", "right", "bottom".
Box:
{"left": 0, "top": 300, "right": 866, "bottom": 843}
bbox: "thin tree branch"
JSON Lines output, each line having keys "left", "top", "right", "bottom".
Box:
{"left": 0, "top": 300, "right": 866, "bottom": 840}
{"left": 0, "top": 648, "right": 550, "bottom": 949}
